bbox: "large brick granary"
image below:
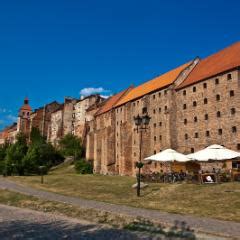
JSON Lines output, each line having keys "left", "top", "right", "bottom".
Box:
{"left": 86, "top": 42, "right": 240, "bottom": 176}
{"left": 1, "top": 42, "right": 240, "bottom": 177}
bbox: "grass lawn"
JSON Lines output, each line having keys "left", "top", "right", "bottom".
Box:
{"left": 8, "top": 165, "right": 240, "bottom": 222}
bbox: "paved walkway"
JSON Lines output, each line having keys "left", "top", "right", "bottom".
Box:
{"left": 0, "top": 178, "right": 240, "bottom": 239}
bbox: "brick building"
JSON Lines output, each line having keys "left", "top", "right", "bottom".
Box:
{"left": 0, "top": 97, "right": 32, "bottom": 145}
{"left": 86, "top": 87, "right": 133, "bottom": 174}
{"left": 30, "top": 101, "right": 61, "bottom": 139}
{"left": 87, "top": 42, "right": 240, "bottom": 176}
{"left": 17, "top": 97, "right": 32, "bottom": 137}
{"left": 73, "top": 95, "right": 104, "bottom": 140}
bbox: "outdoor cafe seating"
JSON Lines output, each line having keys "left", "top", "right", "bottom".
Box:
{"left": 143, "top": 145, "right": 240, "bottom": 184}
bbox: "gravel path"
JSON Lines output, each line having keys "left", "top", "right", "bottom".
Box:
{"left": 0, "top": 178, "right": 240, "bottom": 239}
{"left": 0, "top": 204, "right": 145, "bottom": 240}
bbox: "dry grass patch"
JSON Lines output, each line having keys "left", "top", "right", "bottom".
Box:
{"left": 9, "top": 173, "right": 240, "bottom": 222}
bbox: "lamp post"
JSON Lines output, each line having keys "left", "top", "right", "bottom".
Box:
{"left": 133, "top": 112, "right": 151, "bottom": 197}
{"left": 39, "top": 166, "right": 45, "bottom": 184}
{"left": 11, "top": 163, "right": 16, "bottom": 176}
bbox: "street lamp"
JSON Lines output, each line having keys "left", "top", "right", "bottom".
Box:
{"left": 133, "top": 112, "right": 151, "bottom": 197}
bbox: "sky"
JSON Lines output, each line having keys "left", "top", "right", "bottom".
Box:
{"left": 0, "top": 0, "right": 240, "bottom": 129}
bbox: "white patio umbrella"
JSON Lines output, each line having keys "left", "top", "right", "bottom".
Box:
{"left": 144, "top": 149, "right": 191, "bottom": 162}
{"left": 187, "top": 144, "right": 240, "bottom": 161}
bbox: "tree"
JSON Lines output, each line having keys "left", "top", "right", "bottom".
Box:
{"left": 59, "top": 134, "right": 83, "bottom": 159}
{"left": 5, "top": 133, "right": 28, "bottom": 175}
{"left": 30, "top": 127, "right": 45, "bottom": 145}
{"left": 23, "top": 142, "right": 64, "bottom": 175}
{"left": 23, "top": 128, "right": 64, "bottom": 175}
{"left": 0, "top": 143, "right": 9, "bottom": 175}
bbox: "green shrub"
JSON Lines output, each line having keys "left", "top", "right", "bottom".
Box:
{"left": 75, "top": 159, "right": 93, "bottom": 174}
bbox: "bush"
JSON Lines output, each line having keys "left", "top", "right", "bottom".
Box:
{"left": 75, "top": 159, "right": 93, "bottom": 174}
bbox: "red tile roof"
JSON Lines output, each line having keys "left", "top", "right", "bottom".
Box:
{"left": 115, "top": 61, "right": 192, "bottom": 107}
{"left": 95, "top": 87, "right": 133, "bottom": 116}
{"left": 177, "top": 42, "right": 240, "bottom": 89}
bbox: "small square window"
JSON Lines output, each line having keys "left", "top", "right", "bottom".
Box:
{"left": 195, "top": 132, "right": 199, "bottom": 138}
{"left": 205, "top": 114, "right": 208, "bottom": 120}
{"left": 153, "top": 109, "right": 156, "bottom": 114}
{"left": 215, "top": 78, "right": 219, "bottom": 84}
{"left": 159, "top": 107, "right": 161, "bottom": 113}
{"left": 237, "top": 144, "right": 240, "bottom": 150}
{"left": 159, "top": 135, "right": 162, "bottom": 141}
{"left": 230, "top": 90, "right": 234, "bottom": 97}
{"left": 193, "top": 86, "right": 196, "bottom": 92}
{"left": 218, "top": 129, "right": 222, "bottom": 135}
{"left": 184, "top": 119, "right": 187, "bottom": 125}
{"left": 183, "top": 104, "right": 187, "bottom": 110}
{"left": 194, "top": 116, "right": 198, "bottom": 122}
{"left": 232, "top": 126, "right": 237, "bottom": 133}
{"left": 183, "top": 90, "right": 186, "bottom": 96}
{"left": 203, "top": 83, "right": 207, "bottom": 89}
{"left": 164, "top": 106, "right": 168, "bottom": 111}
{"left": 217, "top": 111, "right": 221, "bottom": 118}
{"left": 154, "top": 136, "right": 157, "bottom": 141}
{"left": 206, "top": 131, "right": 210, "bottom": 137}
{"left": 184, "top": 134, "right": 188, "bottom": 140}
{"left": 154, "top": 150, "right": 157, "bottom": 155}
{"left": 216, "top": 94, "right": 220, "bottom": 101}
{"left": 231, "top": 108, "right": 236, "bottom": 115}
{"left": 153, "top": 94, "right": 155, "bottom": 99}
{"left": 154, "top": 123, "right": 156, "bottom": 128}
{"left": 159, "top": 92, "right": 161, "bottom": 97}
{"left": 159, "top": 122, "right": 162, "bottom": 126}
{"left": 227, "top": 74, "right": 232, "bottom": 80}
{"left": 204, "top": 98, "right": 208, "bottom": 104}
{"left": 142, "top": 107, "right": 147, "bottom": 114}
{"left": 191, "top": 148, "right": 194, "bottom": 153}
{"left": 193, "top": 101, "right": 197, "bottom": 107}
{"left": 164, "top": 90, "right": 167, "bottom": 95}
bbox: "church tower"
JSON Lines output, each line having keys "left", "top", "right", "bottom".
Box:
{"left": 17, "top": 97, "right": 32, "bottom": 136}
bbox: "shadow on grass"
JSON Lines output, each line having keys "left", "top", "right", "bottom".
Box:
{"left": 0, "top": 220, "right": 140, "bottom": 240}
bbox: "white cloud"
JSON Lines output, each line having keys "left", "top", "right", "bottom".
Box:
{"left": 80, "top": 87, "right": 111, "bottom": 97}
{"left": 100, "top": 95, "right": 111, "bottom": 99}
{"left": 6, "top": 115, "right": 18, "bottom": 122}
{"left": 0, "top": 108, "right": 7, "bottom": 113}
{"left": 0, "top": 108, "right": 12, "bottom": 113}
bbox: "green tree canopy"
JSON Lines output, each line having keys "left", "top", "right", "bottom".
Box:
{"left": 5, "top": 133, "right": 28, "bottom": 175}
{"left": 30, "top": 127, "right": 45, "bottom": 145}
{"left": 59, "top": 134, "right": 83, "bottom": 159}
{"left": 23, "top": 142, "right": 64, "bottom": 175}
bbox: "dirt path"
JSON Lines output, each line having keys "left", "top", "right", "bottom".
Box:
{"left": 0, "top": 178, "right": 239, "bottom": 239}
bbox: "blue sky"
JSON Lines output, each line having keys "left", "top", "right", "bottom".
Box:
{"left": 0, "top": 0, "right": 240, "bottom": 129}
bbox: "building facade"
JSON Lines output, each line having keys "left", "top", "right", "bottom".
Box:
{"left": 87, "top": 42, "right": 240, "bottom": 176}
{"left": 30, "top": 101, "right": 61, "bottom": 139}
